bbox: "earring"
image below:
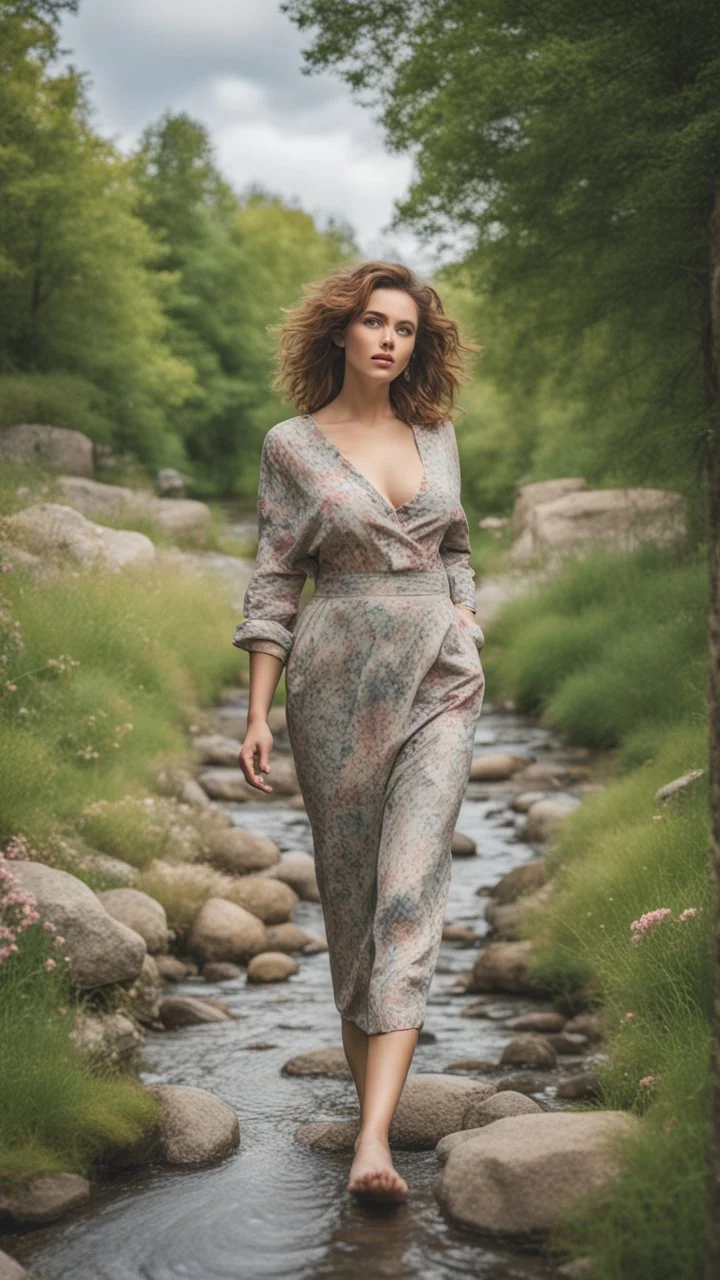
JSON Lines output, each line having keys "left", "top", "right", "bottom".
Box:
{"left": 402, "top": 365, "right": 411, "bottom": 382}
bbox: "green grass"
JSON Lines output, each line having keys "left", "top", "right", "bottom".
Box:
{"left": 485, "top": 544, "right": 712, "bottom": 1277}
{"left": 0, "top": 914, "right": 163, "bottom": 1186}
{"left": 484, "top": 541, "right": 708, "bottom": 766}
{"left": 0, "top": 548, "right": 246, "bottom": 1184}
{"left": 0, "top": 556, "right": 239, "bottom": 845}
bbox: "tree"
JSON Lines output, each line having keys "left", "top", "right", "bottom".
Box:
{"left": 134, "top": 117, "right": 357, "bottom": 494}
{"left": 0, "top": 5, "right": 195, "bottom": 465}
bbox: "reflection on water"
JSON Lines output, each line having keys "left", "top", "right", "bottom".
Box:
{"left": 6, "top": 705, "right": 581, "bottom": 1279}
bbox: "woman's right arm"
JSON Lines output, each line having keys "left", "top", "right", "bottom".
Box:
{"left": 232, "top": 427, "right": 315, "bottom": 791}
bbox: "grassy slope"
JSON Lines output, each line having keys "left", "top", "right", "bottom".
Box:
{"left": 485, "top": 542, "right": 710, "bottom": 1278}
{"left": 0, "top": 518, "right": 244, "bottom": 1182}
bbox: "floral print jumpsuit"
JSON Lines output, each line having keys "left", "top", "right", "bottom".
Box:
{"left": 233, "top": 413, "right": 485, "bottom": 1034}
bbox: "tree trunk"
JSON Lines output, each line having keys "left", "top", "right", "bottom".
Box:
{"left": 704, "top": 187, "right": 720, "bottom": 1279}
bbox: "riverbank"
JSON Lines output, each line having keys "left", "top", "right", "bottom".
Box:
{"left": 481, "top": 538, "right": 711, "bottom": 1278}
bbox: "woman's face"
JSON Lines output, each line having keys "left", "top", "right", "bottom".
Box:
{"left": 336, "top": 287, "right": 419, "bottom": 384}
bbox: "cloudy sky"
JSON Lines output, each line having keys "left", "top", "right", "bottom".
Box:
{"left": 58, "top": 0, "right": 445, "bottom": 274}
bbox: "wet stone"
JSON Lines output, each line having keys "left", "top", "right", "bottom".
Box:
{"left": 202, "top": 961, "right": 244, "bottom": 982}
{"left": 495, "top": 1074, "right": 556, "bottom": 1096}
{"left": 281, "top": 1047, "right": 352, "bottom": 1078}
{"left": 556, "top": 1072, "right": 603, "bottom": 1101}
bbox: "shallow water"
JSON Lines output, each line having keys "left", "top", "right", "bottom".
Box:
{"left": 6, "top": 703, "right": 591, "bottom": 1280}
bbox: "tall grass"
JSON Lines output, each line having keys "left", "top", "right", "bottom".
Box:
{"left": 0, "top": 558, "right": 239, "bottom": 845}
{"left": 0, "top": 888, "right": 162, "bottom": 1185}
{"left": 484, "top": 542, "right": 707, "bottom": 766}
{"left": 486, "top": 545, "right": 712, "bottom": 1277}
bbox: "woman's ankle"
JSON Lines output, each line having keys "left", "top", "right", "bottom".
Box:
{"left": 355, "top": 1128, "right": 391, "bottom": 1148}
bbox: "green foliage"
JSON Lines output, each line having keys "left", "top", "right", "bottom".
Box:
{"left": 520, "top": 725, "right": 711, "bottom": 1278}
{"left": 485, "top": 543, "right": 708, "bottom": 759}
{"left": 0, "top": 903, "right": 162, "bottom": 1183}
{"left": 0, "top": 16, "right": 357, "bottom": 495}
{"left": 132, "top": 117, "right": 357, "bottom": 495}
{"left": 0, "top": 558, "right": 238, "bottom": 844}
{"left": 0, "top": 12, "right": 195, "bottom": 467}
{"left": 0, "top": 371, "right": 114, "bottom": 441}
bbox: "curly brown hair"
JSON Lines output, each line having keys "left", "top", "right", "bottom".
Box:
{"left": 269, "top": 260, "right": 480, "bottom": 429}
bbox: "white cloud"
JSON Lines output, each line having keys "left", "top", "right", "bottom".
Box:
{"left": 58, "top": 0, "right": 449, "bottom": 273}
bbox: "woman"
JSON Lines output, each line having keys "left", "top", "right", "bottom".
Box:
{"left": 233, "top": 261, "right": 485, "bottom": 1206}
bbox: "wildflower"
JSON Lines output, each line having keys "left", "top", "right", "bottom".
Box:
{"left": 43, "top": 921, "right": 57, "bottom": 933}
{"left": 639, "top": 1075, "right": 661, "bottom": 1087}
{"left": 630, "top": 908, "right": 672, "bottom": 941}
{"left": 44, "top": 958, "right": 56, "bottom": 972}
{"left": 678, "top": 907, "right": 700, "bottom": 922}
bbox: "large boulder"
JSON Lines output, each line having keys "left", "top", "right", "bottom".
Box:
{"left": 0, "top": 425, "right": 94, "bottom": 476}
{"left": 158, "top": 995, "right": 235, "bottom": 1028}
{"left": 469, "top": 754, "right": 533, "bottom": 782}
{"left": 192, "top": 734, "right": 243, "bottom": 767}
{"left": 70, "top": 1010, "right": 143, "bottom": 1064}
{"left": 151, "top": 499, "right": 211, "bottom": 538}
{"left": 524, "top": 798, "right": 581, "bottom": 843}
{"left": 72, "top": 847, "right": 138, "bottom": 887}
{"left": 96, "top": 888, "right": 169, "bottom": 953}
{"left": 264, "top": 922, "right": 324, "bottom": 953}
{"left": 148, "top": 1085, "right": 239, "bottom": 1165}
{"left": 297, "top": 1074, "right": 497, "bottom": 1151}
{"left": 0, "top": 1249, "right": 33, "bottom": 1279}
{"left": 0, "top": 1173, "right": 91, "bottom": 1226}
{"left": 461, "top": 1090, "right": 543, "bottom": 1133}
{"left": 201, "top": 827, "right": 281, "bottom": 875}
{"left": 55, "top": 475, "right": 147, "bottom": 520}
{"left": 224, "top": 874, "right": 298, "bottom": 924}
{"left": 490, "top": 860, "right": 548, "bottom": 904}
{"left": 282, "top": 1048, "right": 352, "bottom": 1078}
{"left": 435, "top": 1111, "right": 638, "bottom": 1237}
{"left": 260, "top": 851, "right": 319, "bottom": 902}
{"left": 469, "top": 940, "right": 550, "bottom": 997}
{"left": 246, "top": 952, "right": 299, "bottom": 983}
{"left": 511, "top": 478, "right": 587, "bottom": 542}
{"left": 187, "top": 896, "right": 266, "bottom": 962}
{"left": 509, "top": 486, "right": 687, "bottom": 565}
{"left": 54, "top": 475, "right": 211, "bottom": 537}
{"left": 8, "top": 861, "right": 146, "bottom": 988}
{"left": 500, "top": 1035, "right": 558, "bottom": 1069}
{"left": 3, "top": 504, "right": 154, "bottom": 570}
{"left": 130, "top": 952, "right": 163, "bottom": 1025}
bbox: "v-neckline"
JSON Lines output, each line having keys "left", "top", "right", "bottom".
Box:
{"left": 304, "top": 413, "right": 429, "bottom": 515}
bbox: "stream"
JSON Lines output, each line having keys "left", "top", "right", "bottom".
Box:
{"left": 8, "top": 696, "right": 590, "bottom": 1280}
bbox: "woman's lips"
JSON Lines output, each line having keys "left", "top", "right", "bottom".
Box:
{"left": 372, "top": 356, "right": 394, "bottom": 365}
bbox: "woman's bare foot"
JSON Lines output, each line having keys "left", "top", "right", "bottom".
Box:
{"left": 348, "top": 1133, "right": 408, "bottom": 1204}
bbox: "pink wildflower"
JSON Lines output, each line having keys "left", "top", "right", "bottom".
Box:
{"left": 639, "top": 1075, "right": 661, "bottom": 1087}
{"left": 678, "top": 907, "right": 699, "bottom": 922}
{"left": 630, "top": 908, "right": 672, "bottom": 940}
{"left": 44, "top": 958, "right": 56, "bottom": 972}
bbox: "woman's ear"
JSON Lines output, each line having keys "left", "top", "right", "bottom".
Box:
{"left": 331, "top": 329, "right": 346, "bottom": 349}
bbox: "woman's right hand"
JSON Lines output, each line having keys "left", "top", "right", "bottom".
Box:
{"left": 238, "top": 718, "right": 275, "bottom": 792}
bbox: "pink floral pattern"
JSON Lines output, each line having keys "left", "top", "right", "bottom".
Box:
{"left": 233, "top": 414, "right": 485, "bottom": 1033}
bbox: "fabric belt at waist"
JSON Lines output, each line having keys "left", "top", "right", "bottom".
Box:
{"left": 313, "top": 567, "right": 451, "bottom": 597}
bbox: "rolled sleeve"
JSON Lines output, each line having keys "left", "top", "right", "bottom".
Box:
{"left": 232, "top": 428, "right": 316, "bottom": 669}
